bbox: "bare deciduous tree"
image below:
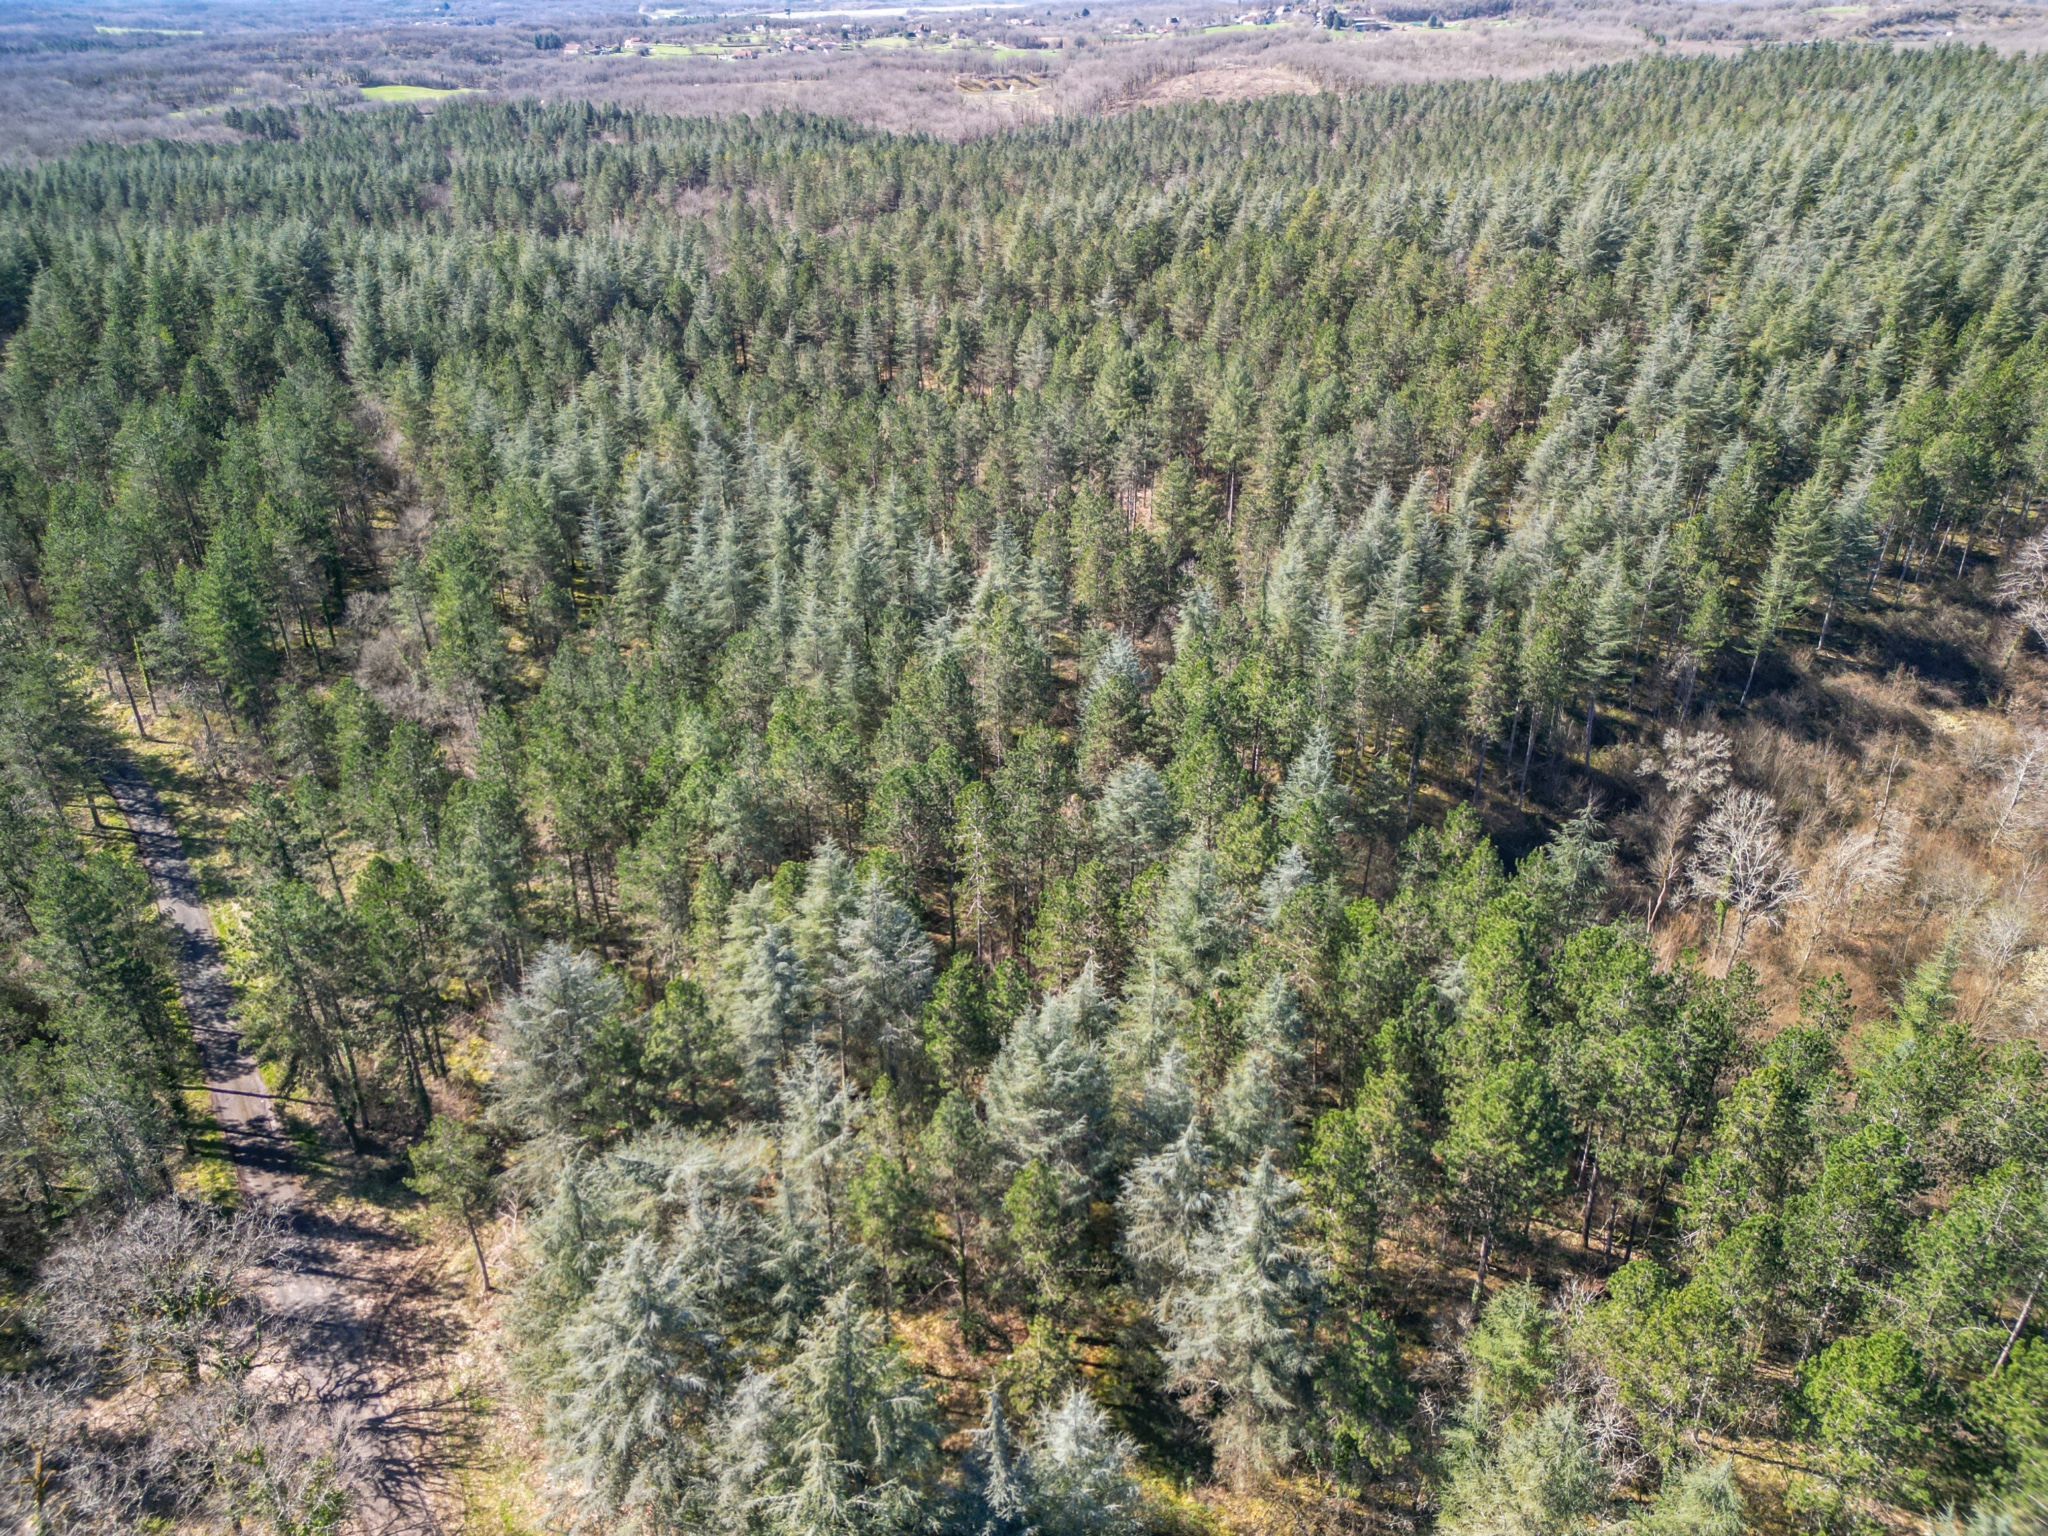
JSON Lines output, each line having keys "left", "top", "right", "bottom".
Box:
{"left": 1998, "top": 530, "right": 2048, "bottom": 663}
{"left": 1992, "top": 729, "right": 2048, "bottom": 848}
{"left": 1638, "top": 728, "right": 1734, "bottom": 931}
{"left": 1686, "top": 790, "right": 1803, "bottom": 967}
{"left": 1971, "top": 894, "right": 2041, "bottom": 1021}
{"left": 1641, "top": 728, "right": 1734, "bottom": 805}
{"left": 1794, "top": 822, "right": 1909, "bottom": 970}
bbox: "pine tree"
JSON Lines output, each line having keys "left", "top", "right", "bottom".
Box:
{"left": 406, "top": 1113, "right": 496, "bottom": 1293}
{"left": 1303, "top": 1072, "right": 1422, "bottom": 1266}
{"left": 181, "top": 513, "right": 279, "bottom": 719}
{"left": 1005, "top": 1156, "right": 1073, "bottom": 1304}
{"left": 1441, "top": 1060, "right": 1572, "bottom": 1299}
{"left": 922, "top": 1088, "right": 995, "bottom": 1329}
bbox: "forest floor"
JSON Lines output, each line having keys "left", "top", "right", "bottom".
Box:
{"left": 104, "top": 752, "right": 491, "bottom": 1535}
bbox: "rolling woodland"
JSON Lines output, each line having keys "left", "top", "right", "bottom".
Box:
{"left": 1, "top": 42, "right": 2048, "bottom": 1536}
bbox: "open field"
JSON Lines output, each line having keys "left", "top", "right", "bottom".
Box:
{"left": 358, "top": 83, "right": 470, "bottom": 101}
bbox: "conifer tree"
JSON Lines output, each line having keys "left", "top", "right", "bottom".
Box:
{"left": 1120, "top": 1115, "right": 1217, "bottom": 1298}
{"left": 1162, "top": 1153, "right": 1322, "bottom": 1483}
{"left": 489, "top": 944, "right": 631, "bottom": 1148}
{"left": 968, "top": 1388, "right": 1029, "bottom": 1536}
{"left": 1215, "top": 976, "right": 1304, "bottom": 1165}
{"left": 716, "top": 1287, "right": 938, "bottom": 1536}
{"left": 829, "top": 871, "right": 935, "bottom": 1080}
{"left": 983, "top": 976, "right": 1113, "bottom": 1192}
{"left": 1441, "top": 1060, "right": 1572, "bottom": 1299}
{"left": 1022, "top": 1389, "right": 1146, "bottom": 1536}
{"left": 1094, "top": 758, "right": 1176, "bottom": 883}
{"left": 1078, "top": 632, "right": 1148, "bottom": 785}
{"left": 724, "top": 900, "right": 817, "bottom": 1106}
{"left": 547, "top": 1235, "right": 722, "bottom": 1521}
{"left": 1274, "top": 725, "right": 1350, "bottom": 876}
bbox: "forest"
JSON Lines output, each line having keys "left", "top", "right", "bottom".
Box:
{"left": 1, "top": 41, "right": 2047, "bottom": 1536}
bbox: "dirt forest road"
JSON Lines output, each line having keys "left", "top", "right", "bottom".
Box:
{"left": 104, "top": 760, "right": 470, "bottom": 1535}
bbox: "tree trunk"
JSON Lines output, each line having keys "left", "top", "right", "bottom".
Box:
{"left": 1402, "top": 728, "right": 1424, "bottom": 830}
{"left": 112, "top": 656, "right": 148, "bottom": 739}
{"left": 1676, "top": 654, "right": 1699, "bottom": 720}
{"left": 464, "top": 1212, "right": 493, "bottom": 1293}
{"left": 1471, "top": 1225, "right": 1494, "bottom": 1302}
{"left": 396, "top": 1007, "right": 433, "bottom": 1125}
{"left": 1519, "top": 708, "right": 1540, "bottom": 802}
{"left": 1992, "top": 1272, "right": 2041, "bottom": 1375}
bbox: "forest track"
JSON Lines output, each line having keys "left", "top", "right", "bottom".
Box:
{"left": 104, "top": 760, "right": 467, "bottom": 1535}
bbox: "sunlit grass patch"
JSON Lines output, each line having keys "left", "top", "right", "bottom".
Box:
{"left": 361, "top": 84, "right": 470, "bottom": 102}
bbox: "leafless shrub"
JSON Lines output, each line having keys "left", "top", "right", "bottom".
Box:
{"left": 1960, "top": 718, "right": 2015, "bottom": 780}
{"left": 170, "top": 1379, "right": 373, "bottom": 1536}
{"left": 1, "top": 1371, "right": 370, "bottom": 1536}
{"left": 0, "top": 1372, "right": 90, "bottom": 1531}
{"left": 7, "top": 1202, "right": 372, "bottom": 1533}
{"left": 1971, "top": 893, "right": 2040, "bottom": 1020}
{"left": 35, "top": 1199, "right": 295, "bottom": 1388}
{"left": 2019, "top": 946, "right": 2048, "bottom": 1040}
{"left": 2013, "top": 593, "right": 2048, "bottom": 657}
